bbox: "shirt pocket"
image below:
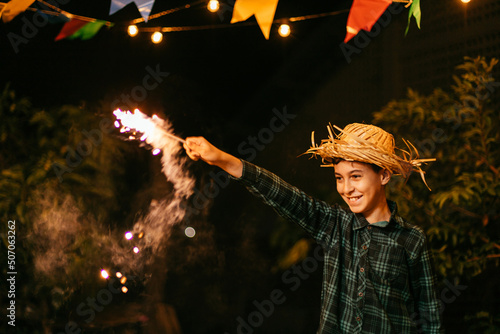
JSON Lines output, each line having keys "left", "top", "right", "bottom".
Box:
{"left": 368, "top": 244, "right": 406, "bottom": 284}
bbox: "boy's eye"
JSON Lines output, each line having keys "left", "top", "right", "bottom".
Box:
{"left": 351, "top": 174, "right": 361, "bottom": 179}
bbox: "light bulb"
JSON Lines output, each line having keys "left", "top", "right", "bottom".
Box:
{"left": 278, "top": 24, "right": 291, "bottom": 37}
{"left": 128, "top": 25, "right": 139, "bottom": 37}
{"left": 207, "top": 0, "right": 219, "bottom": 12}
{"left": 151, "top": 31, "right": 163, "bottom": 44}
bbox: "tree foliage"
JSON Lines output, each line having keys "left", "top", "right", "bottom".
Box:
{"left": 0, "top": 85, "right": 138, "bottom": 332}
{"left": 373, "top": 56, "right": 499, "bottom": 330}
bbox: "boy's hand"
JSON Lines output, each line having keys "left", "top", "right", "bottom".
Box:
{"left": 184, "top": 137, "right": 243, "bottom": 178}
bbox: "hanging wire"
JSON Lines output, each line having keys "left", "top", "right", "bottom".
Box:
{"left": 130, "top": 0, "right": 206, "bottom": 24}
{"left": 3, "top": 0, "right": 414, "bottom": 34}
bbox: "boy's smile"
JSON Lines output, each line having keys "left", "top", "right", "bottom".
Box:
{"left": 334, "top": 160, "right": 391, "bottom": 223}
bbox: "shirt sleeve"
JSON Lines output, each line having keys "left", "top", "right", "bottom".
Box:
{"left": 232, "top": 159, "right": 339, "bottom": 246}
{"left": 407, "top": 235, "right": 444, "bottom": 334}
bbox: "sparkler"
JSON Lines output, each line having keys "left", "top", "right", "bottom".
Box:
{"left": 113, "top": 109, "right": 186, "bottom": 152}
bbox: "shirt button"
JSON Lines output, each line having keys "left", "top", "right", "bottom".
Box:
{"left": 362, "top": 245, "right": 367, "bottom": 250}
{"left": 360, "top": 267, "right": 365, "bottom": 273}
{"left": 356, "top": 316, "right": 361, "bottom": 322}
{"left": 359, "top": 292, "right": 364, "bottom": 297}
{"left": 367, "top": 226, "right": 372, "bottom": 230}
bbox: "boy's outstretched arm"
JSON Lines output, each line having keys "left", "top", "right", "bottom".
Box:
{"left": 183, "top": 136, "right": 243, "bottom": 178}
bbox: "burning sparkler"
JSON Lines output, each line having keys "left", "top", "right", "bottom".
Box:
{"left": 113, "top": 109, "right": 186, "bottom": 153}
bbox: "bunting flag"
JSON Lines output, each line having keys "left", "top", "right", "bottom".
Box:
{"left": 0, "top": 0, "right": 35, "bottom": 23}
{"left": 55, "top": 19, "right": 108, "bottom": 41}
{"left": 344, "top": 0, "right": 392, "bottom": 43}
{"left": 230, "top": 0, "right": 279, "bottom": 40}
{"left": 405, "top": 0, "right": 421, "bottom": 35}
{"left": 66, "top": 20, "right": 108, "bottom": 40}
{"left": 109, "top": 0, "right": 155, "bottom": 23}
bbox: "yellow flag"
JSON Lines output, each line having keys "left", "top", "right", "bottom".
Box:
{"left": 230, "top": 0, "right": 279, "bottom": 40}
{"left": 1, "top": 0, "right": 36, "bottom": 23}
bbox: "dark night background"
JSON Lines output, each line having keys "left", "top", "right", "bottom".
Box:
{"left": 1, "top": 0, "right": 499, "bottom": 333}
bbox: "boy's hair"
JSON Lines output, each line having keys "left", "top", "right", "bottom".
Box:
{"left": 331, "top": 158, "right": 383, "bottom": 173}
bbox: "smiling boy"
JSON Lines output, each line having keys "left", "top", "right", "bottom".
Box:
{"left": 183, "top": 123, "right": 443, "bottom": 333}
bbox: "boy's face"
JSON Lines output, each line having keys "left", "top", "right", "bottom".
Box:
{"left": 334, "top": 160, "right": 390, "bottom": 220}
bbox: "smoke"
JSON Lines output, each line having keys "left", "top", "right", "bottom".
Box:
{"left": 30, "top": 113, "right": 197, "bottom": 282}
{"left": 30, "top": 188, "right": 85, "bottom": 278}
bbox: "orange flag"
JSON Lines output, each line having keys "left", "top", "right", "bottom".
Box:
{"left": 230, "top": 0, "right": 279, "bottom": 40}
{"left": 0, "top": 0, "right": 35, "bottom": 23}
{"left": 344, "top": 0, "right": 392, "bottom": 43}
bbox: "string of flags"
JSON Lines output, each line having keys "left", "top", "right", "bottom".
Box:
{"left": 0, "top": 0, "right": 420, "bottom": 43}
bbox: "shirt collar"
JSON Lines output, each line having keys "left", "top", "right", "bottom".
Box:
{"left": 352, "top": 200, "right": 411, "bottom": 230}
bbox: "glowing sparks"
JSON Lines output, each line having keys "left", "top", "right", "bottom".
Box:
{"left": 101, "top": 269, "right": 109, "bottom": 279}
{"left": 152, "top": 148, "right": 161, "bottom": 156}
{"left": 113, "top": 109, "right": 186, "bottom": 150}
{"left": 120, "top": 276, "right": 127, "bottom": 284}
{"left": 122, "top": 286, "right": 128, "bottom": 293}
{"left": 125, "top": 231, "right": 133, "bottom": 240}
{"left": 116, "top": 272, "right": 123, "bottom": 278}
{"left": 133, "top": 246, "right": 140, "bottom": 253}
{"left": 138, "top": 232, "right": 144, "bottom": 239}
{"left": 185, "top": 226, "right": 196, "bottom": 238}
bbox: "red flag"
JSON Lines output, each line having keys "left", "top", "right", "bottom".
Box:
{"left": 55, "top": 18, "right": 88, "bottom": 41}
{"left": 344, "top": 0, "right": 392, "bottom": 43}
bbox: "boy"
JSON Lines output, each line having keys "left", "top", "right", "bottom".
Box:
{"left": 183, "top": 123, "right": 443, "bottom": 333}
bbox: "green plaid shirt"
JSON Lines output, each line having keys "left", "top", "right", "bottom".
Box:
{"left": 234, "top": 160, "right": 443, "bottom": 334}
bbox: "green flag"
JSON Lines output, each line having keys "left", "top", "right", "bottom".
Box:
{"left": 67, "top": 20, "right": 110, "bottom": 40}
{"left": 405, "top": 0, "right": 421, "bottom": 35}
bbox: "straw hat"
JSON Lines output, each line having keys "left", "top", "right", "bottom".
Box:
{"left": 306, "top": 123, "right": 436, "bottom": 189}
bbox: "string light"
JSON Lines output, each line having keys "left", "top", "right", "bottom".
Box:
{"left": 460, "top": 0, "right": 471, "bottom": 3}
{"left": 207, "top": 0, "right": 219, "bottom": 12}
{"left": 278, "top": 24, "right": 291, "bottom": 37}
{"left": 151, "top": 31, "right": 163, "bottom": 44}
{"left": 128, "top": 25, "right": 139, "bottom": 37}
{"left": 100, "top": 269, "right": 109, "bottom": 279}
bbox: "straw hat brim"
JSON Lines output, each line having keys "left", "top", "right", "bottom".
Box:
{"left": 306, "top": 124, "right": 436, "bottom": 189}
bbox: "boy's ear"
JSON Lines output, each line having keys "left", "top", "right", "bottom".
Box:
{"left": 380, "top": 169, "right": 391, "bottom": 186}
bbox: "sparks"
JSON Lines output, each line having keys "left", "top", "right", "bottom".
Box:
{"left": 133, "top": 246, "right": 140, "bottom": 253}
{"left": 113, "top": 109, "right": 185, "bottom": 149}
{"left": 101, "top": 269, "right": 109, "bottom": 279}
{"left": 125, "top": 231, "right": 133, "bottom": 240}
